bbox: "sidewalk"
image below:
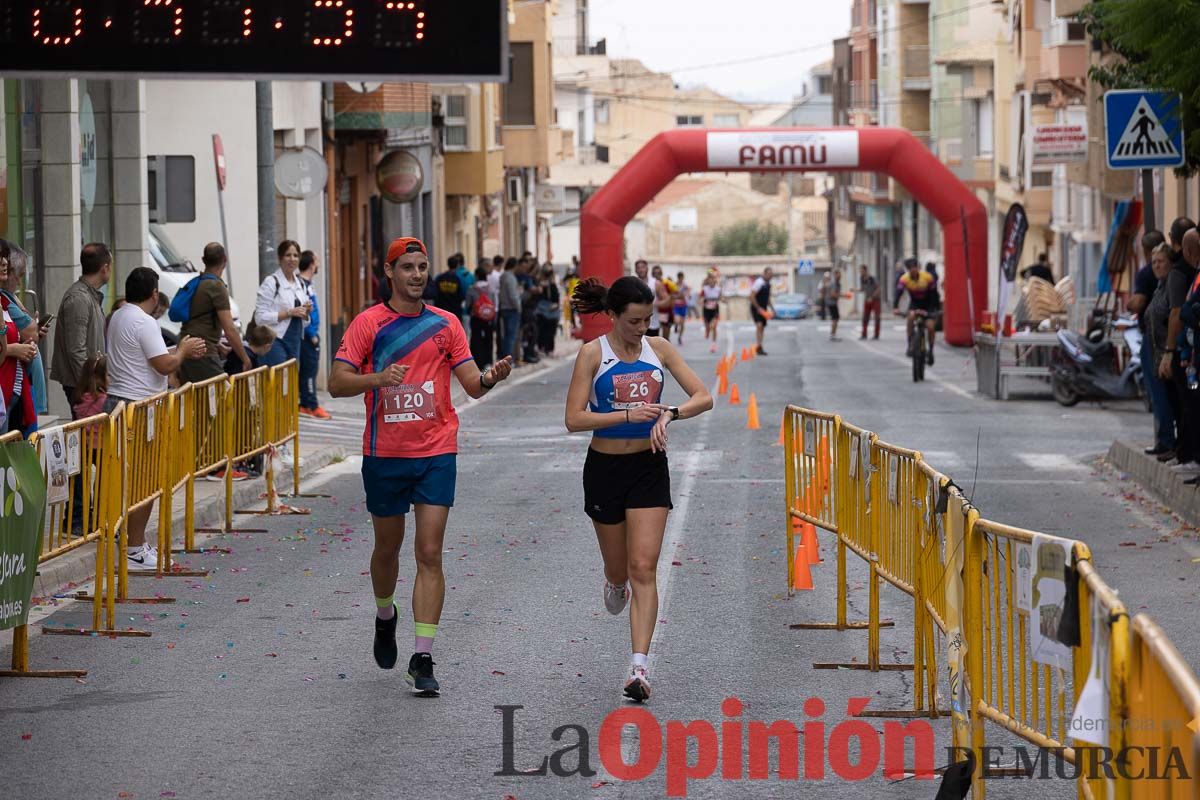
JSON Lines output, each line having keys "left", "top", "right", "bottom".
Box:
{"left": 0, "top": 436, "right": 346, "bottom": 658}
{"left": 1108, "top": 440, "right": 1200, "bottom": 527}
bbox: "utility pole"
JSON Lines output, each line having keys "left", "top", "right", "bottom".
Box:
{"left": 256, "top": 81, "right": 277, "bottom": 281}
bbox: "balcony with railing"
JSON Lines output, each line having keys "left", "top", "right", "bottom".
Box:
{"left": 902, "top": 45, "right": 931, "bottom": 90}
{"left": 850, "top": 80, "right": 878, "bottom": 111}
{"left": 849, "top": 171, "right": 891, "bottom": 203}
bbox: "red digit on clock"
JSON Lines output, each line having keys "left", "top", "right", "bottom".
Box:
{"left": 134, "top": 0, "right": 185, "bottom": 44}
{"left": 378, "top": 0, "right": 426, "bottom": 46}
{"left": 32, "top": 2, "right": 82, "bottom": 47}
{"left": 309, "top": 0, "right": 354, "bottom": 47}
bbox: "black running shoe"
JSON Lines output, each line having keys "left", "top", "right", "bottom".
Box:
{"left": 373, "top": 607, "right": 398, "bottom": 670}
{"left": 406, "top": 652, "right": 440, "bottom": 697}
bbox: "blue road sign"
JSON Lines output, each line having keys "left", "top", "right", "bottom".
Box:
{"left": 797, "top": 259, "right": 815, "bottom": 276}
{"left": 1104, "top": 90, "right": 1185, "bottom": 170}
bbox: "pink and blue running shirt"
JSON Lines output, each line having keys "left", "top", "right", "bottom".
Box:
{"left": 334, "top": 303, "right": 473, "bottom": 458}
{"left": 589, "top": 334, "right": 665, "bottom": 439}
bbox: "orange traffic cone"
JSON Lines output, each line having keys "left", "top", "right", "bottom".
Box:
{"left": 792, "top": 541, "right": 814, "bottom": 591}
{"left": 741, "top": 347, "right": 751, "bottom": 362}
{"left": 776, "top": 415, "right": 786, "bottom": 446}
{"left": 728, "top": 383, "right": 741, "bottom": 405}
{"left": 802, "top": 520, "right": 822, "bottom": 564}
{"left": 792, "top": 517, "right": 821, "bottom": 565}
{"left": 746, "top": 393, "right": 761, "bottom": 430}
{"left": 717, "top": 370, "right": 729, "bottom": 396}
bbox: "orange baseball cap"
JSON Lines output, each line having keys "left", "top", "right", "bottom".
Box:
{"left": 385, "top": 237, "right": 428, "bottom": 264}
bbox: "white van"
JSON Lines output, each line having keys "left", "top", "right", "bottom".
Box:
{"left": 147, "top": 224, "right": 241, "bottom": 345}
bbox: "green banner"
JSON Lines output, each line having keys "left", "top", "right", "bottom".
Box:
{"left": 0, "top": 441, "right": 48, "bottom": 631}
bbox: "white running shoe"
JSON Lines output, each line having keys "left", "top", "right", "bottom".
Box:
{"left": 603, "top": 580, "right": 629, "bottom": 615}
{"left": 126, "top": 543, "right": 159, "bottom": 571}
{"left": 1170, "top": 462, "right": 1200, "bottom": 473}
{"left": 624, "top": 665, "right": 650, "bottom": 702}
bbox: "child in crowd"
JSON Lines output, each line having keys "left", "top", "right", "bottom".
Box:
{"left": 73, "top": 354, "right": 108, "bottom": 420}
{"left": 246, "top": 325, "right": 289, "bottom": 370}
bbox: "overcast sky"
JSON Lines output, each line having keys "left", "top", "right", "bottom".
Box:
{"left": 587, "top": 0, "right": 854, "bottom": 103}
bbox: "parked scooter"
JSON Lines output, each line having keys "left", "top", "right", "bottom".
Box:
{"left": 1050, "top": 317, "right": 1144, "bottom": 407}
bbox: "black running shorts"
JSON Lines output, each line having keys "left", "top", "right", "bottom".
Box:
{"left": 703, "top": 308, "right": 719, "bottom": 324}
{"left": 583, "top": 448, "right": 673, "bottom": 524}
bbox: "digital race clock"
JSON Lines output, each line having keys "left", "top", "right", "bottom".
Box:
{"left": 0, "top": 0, "right": 507, "bottom": 82}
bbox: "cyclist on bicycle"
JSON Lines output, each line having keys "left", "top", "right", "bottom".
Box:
{"left": 893, "top": 257, "right": 939, "bottom": 365}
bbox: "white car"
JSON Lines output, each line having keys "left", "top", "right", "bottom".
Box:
{"left": 148, "top": 224, "right": 241, "bottom": 345}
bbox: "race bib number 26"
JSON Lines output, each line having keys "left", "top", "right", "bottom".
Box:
{"left": 611, "top": 370, "right": 663, "bottom": 410}
{"left": 382, "top": 381, "right": 437, "bottom": 424}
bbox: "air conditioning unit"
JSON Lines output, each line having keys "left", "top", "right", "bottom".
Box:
{"left": 507, "top": 175, "right": 524, "bottom": 205}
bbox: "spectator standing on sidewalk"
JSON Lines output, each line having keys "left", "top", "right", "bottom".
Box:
{"left": 465, "top": 266, "right": 496, "bottom": 369}
{"left": 297, "top": 250, "right": 331, "bottom": 420}
{"left": 0, "top": 242, "right": 37, "bottom": 436}
{"left": 106, "top": 267, "right": 206, "bottom": 569}
{"left": 4, "top": 244, "right": 50, "bottom": 415}
{"left": 1130, "top": 231, "right": 1173, "bottom": 458}
{"left": 1158, "top": 218, "right": 1198, "bottom": 474}
{"left": 534, "top": 265, "right": 561, "bottom": 356}
{"left": 860, "top": 264, "right": 881, "bottom": 340}
{"left": 179, "top": 243, "right": 251, "bottom": 384}
{"left": 434, "top": 255, "right": 466, "bottom": 318}
{"left": 50, "top": 243, "right": 110, "bottom": 418}
{"left": 254, "top": 239, "right": 310, "bottom": 364}
{"left": 498, "top": 257, "right": 521, "bottom": 362}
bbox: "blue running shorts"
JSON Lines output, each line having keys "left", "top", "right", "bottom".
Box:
{"left": 362, "top": 454, "right": 457, "bottom": 517}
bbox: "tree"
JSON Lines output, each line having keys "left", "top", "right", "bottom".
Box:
{"left": 1081, "top": 0, "right": 1200, "bottom": 176}
{"left": 711, "top": 220, "right": 789, "bottom": 257}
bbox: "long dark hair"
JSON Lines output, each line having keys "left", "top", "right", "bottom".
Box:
{"left": 571, "top": 276, "right": 654, "bottom": 316}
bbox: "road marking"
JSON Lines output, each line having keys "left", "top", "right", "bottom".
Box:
{"left": 1016, "top": 453, "right": 1090, "bottom": 472}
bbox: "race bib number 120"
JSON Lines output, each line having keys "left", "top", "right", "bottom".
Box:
{"left": 382, "top": 381, "right": 437, "bottom": 424}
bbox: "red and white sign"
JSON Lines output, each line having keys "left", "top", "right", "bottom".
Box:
{"left": 1031, "top": 123, "right": 1088, "bottom": 166}
{"left": 707, "top": 131, "right": 859, "bottom": 170}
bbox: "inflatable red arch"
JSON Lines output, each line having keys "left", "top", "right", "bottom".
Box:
{"left": 579, "top": 127, "right": 988, "bottom": 347}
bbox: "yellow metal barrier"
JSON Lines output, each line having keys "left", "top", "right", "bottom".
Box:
{"left": 269, "top": 361, "right": 301, "bottom": 500}
{"left": 167, "top": 375, "right": 230, "bottom": 555}
{"left": 784, "top": 404, "right": 1200, "bottom": 796}
{"left": 26, "top": 416, "right": 110, "bottom": 564}
{"left": 5, "top": 361, "right": 304, "bottom": 679}
{"left": 1127, "top": 615, "right": 1200, "bottom": 799}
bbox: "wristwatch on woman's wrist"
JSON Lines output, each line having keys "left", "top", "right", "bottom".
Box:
{"left": 670, "top": 406, "right": 681, "bottom": 421}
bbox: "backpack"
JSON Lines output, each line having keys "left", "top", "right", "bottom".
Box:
{"left": 471, "top": 290, "right": 497, "bottom": 323}
{"left": 167, "top": 273, "right": 220, "bottom": 324}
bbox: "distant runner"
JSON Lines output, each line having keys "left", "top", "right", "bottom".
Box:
{"left": 749, "top": 267, "right": 775, "bottom": 356}
{"left": 566, "top": 276, "right": 713, "bottom": 702}
{"left": 329, "top": 237, "right": 513, "bottom": 697}
{"left": 700, "top": 270, "right": 723, "bottom": 353}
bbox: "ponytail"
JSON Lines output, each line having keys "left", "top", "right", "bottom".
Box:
{"left": 570, "top": 275, "right": 654, "bottom": 317}
{"left": 570, "top": 277, "right": 609, "bottom": 315}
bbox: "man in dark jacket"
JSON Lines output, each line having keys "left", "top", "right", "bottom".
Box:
{"left": 50, "top": 243, "right": 111, "bottom": 417}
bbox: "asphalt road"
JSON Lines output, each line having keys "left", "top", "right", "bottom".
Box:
{"left": 0, "top": 318, "right": 1190, "bottom": 800}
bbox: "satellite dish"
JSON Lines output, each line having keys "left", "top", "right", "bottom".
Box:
{"left": 345, "top": 82, "right": 383, "bottom": 94}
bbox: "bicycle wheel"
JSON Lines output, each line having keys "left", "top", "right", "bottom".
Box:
{"left": 912, "top": 328, "right": 925, "bottom": 382}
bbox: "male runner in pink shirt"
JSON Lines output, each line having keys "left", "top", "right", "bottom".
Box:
{"left": 330, "top": 237, "right": 513, "bottom": 696}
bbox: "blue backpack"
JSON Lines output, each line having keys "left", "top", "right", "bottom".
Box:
{"left": 168, "top": 273, "right": 220, "bottom": 324}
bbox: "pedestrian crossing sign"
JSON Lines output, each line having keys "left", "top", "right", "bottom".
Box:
{"left": 1104, "top": 90, "right": 1185, "bottom": 170}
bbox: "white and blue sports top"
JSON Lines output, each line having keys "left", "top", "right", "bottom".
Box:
{"left": 590, "top": 334, "right": 665, "bottom": 439}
